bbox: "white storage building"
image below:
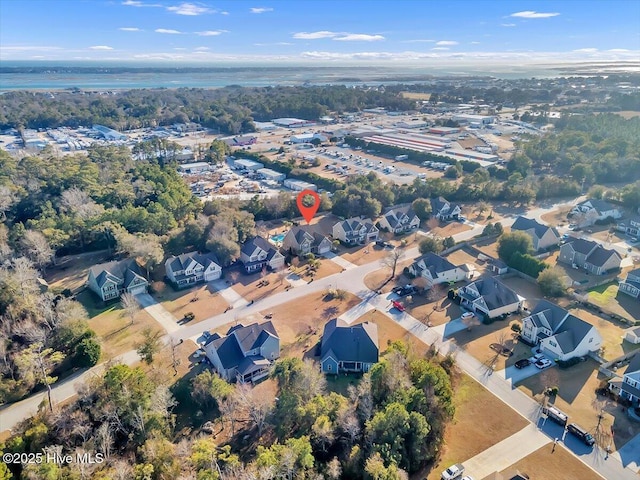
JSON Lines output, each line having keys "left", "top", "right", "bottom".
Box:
{"left": 284, "top": 179, "right": 317, "bottom": 192}
{"left": 232, "top": 158, "right": 264, "bottom": 170}
{"left": 178, "top": 162, "right": 212, "bottom": 174}
{"left": 290, "top": 133, "right": 327, "bottom": 144}
{"left": 258, "top": 168, "right": 286, "bottom": 183}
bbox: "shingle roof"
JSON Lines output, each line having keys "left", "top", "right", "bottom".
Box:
{"left": 166, "top": 252, "right": 220, "bottom": 275}
{"left": 565, "top": 237, "right": 598, "bottom": 256}
{"left": 462, "top": 277, "right": 520, "bottom": 311}
{"left": 411, "top": 252, "right": 458, "bottom": 277}
{"left": 321, "top": 319, "right": 379, "bottom": 364}
{"left": 550, "top": 314, "right": 594, "bottom": 354}
{"left": 585, "top": 245, "right": 621, "bottom": 268}
{"left": 511, "top": 216, "right": 559, "bottom": 241}
{"left": 382, "top": 204, "right": 418, "bottom": 227}
{"left": 580, "top": 198, "right": 618, "bottom": 214}
{"left": 230, "top": 321, "right": 278, "bottom": 353}
{"left": 89, "top": 258, "right": 146, "bottom": 289}
{"left": 208, "top": 335, "right": 244, "bottom": 370}
{"left": 241, "top": 235, "right": 278, "bottom": 257}
{"left": 624, "top": 354, "right": 640, "bottom": 376}
{"left": 528, "top": 300, "right": 568, "bottom": 331}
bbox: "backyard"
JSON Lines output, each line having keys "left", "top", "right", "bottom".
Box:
{"left": 586, "top": 282, "right": 640, "bottom": 324}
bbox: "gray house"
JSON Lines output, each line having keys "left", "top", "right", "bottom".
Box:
{"left": 620, "top": 268, "right": 640, "bottom": 299}
{"left": 377, "top": 204, "right": 420, "bottom": 234}
{"left": 165, "top": 252, "right": 222, "bottom": 289}
{"left": 617, "top": 216, "right": 640, "bottom": 238}
{"left": 320, "top": 319, "right": 379, "bottom": 374}
{"left": 431, "top": 196, "right": 462, "bottom": 221}
{"left": 240, "top": 236, "right": 285, "bottom": 273}
{"left": 332, "top": 217, "right": 379, "bottom": 246}
{"left": 87, "top": 258, "right": 148, "bottom": 302}
{"left": 558, "top": 238, "right": 622, "bottom": 275}
{"left": 282, "top": 226, "right": 332, "bottom": 257}
{"left": 202, "top": 321, "right": 280, "bottom": 384}
{"left": 510, "top": 216, "right": 560, "bottom": 252}
{"left": 458, "top": 277, "right": 522, "bottom": 319}
{"left": 616, "top": 354, "right": 640, "bottom": 405}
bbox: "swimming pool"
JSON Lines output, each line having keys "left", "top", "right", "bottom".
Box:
{"left": 270, "top": 233, "right": 286, "bottom": 243}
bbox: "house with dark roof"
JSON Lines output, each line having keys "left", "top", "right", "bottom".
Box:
{"left": 407, "top": 252, "right": 470, "bottom": 285}
{"left": 202, "top": 321, "right": 280, "bottom": 383}
{"left": 617, "top": 216, "right": 640, "bottom": 238}
{"left": 458, "top": 277, "right": 522, "bottom": 319}
{"left": 240, "top": 236, "right": 285, "bottom": 273}
{"left": 619, "top": 354, "right": 640, "bottom": 405}
{"left": 320, "top": 319, "right": 379, "bottom": 374}
{"left": 489, "top": 258, "right": 509, "bottom": 275}
{"left": 332, "top": 217, "right": 379, "bottom": 246}
{"left": 569, "top": 199, "right": 622, "bottom": 226}
{"left": 521, "top": 300, "right": 602, "bottom": 361}
{"left": 430, "top": 196, "right": 462, "bottom": 221}
{"left": 620, "top": 268, "right": 640, "bottom": 300}
{"left": 558, "top": 238, "right": 622, "bottom": 275}
{"left": 165, "top": 252, "right": 221, "bottom": 289}
{"left": 377, "top": 204, "right": 420, "bottom": 234}
{"left": 510, "top": 216, "right": 560, "bottom": 252}
{"left": 282, "top": 226, "right": 332, "bottom": 257}
{"left": 87, "top": 258, "right": 148, "bottom": 301}
{"left": 623, "top": 325, "right": 640, "bottom": 345}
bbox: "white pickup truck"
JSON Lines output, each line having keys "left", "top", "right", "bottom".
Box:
{"left": 441, "top": 464, "right": 465, "bottom": 480}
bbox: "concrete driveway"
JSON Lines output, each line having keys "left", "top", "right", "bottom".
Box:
{"left": 500, "top": 363, "right": 545, "bottom": 385}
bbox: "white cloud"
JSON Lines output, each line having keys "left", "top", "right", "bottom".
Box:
{"left": 89, "top": 45, "right": 114, "bottom": 50}
{"left": 122, "top": 0, "right": 162, "bottom": 7}
{"left": 436, "top": 40, "right": 458, "bottom": 46}
{"left": 432, "top": 47, "right": 449, "bottom": 51}
{"left": 119, "top": 27, "right": 141, "bottom": 31}
{"left": 402, "top": 39, "right": 435, "bottom": 43}
{"left": 333, "top": 34, "right": 385, "bottom": 42}
{"left": 501, "top": 23, "right": 516, "bottom": 27}
{"left": 220, "top": 11, "right": 229, "bottom": 15}
{"left": 470, "top": 41, "right": 481, "bottom": 45}
{"left": 155, "top": 28, "right": 182, "bottom": 34}
{"left": 573, "top": 48, "right": 598, "bottom": 53}
{"left": 195, "top": 46, "right": 210, "bottom": 51}
{"left": 167, "top": 3, "right": 212, "bottom": 16}
{"left": 510, "top": 11, "right": 560, "bottom": 19}
{"left": 196, "top": 30, "right": 227, "bottom": 36}
{"left": 250, "top": 7, "right": 273, "bottom": 13}
{"left": 608, "top": 48, "right": 630, "bottom": 52}
{"left": 254, "top": 42, "right": 293, "bottom": 46}
{"left": 293, "top": 31, "right": 338, "bottom": 39}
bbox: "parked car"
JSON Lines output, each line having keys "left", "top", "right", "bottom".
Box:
{"left": 515, "top": 359, "right": 531, "bottom": 369}
{"left": 567, "top": 423, "right": 595, "bottom": 446}
{"left": 535, "top": 358, "right": 553, "bottom": 369}
{"left": 393, "top": 285, "right": 418, "bottom": 297}
{"left": 391, "top": 300, "right": 405, "bottom": 312}
{"left": 533, "top": 353, "right": 545, "bottom": 362}
{"left": 183, "top": 312, "right": 195, "bottom": 322}
{"left": 461, "top": 312, "right": 475, "bottom": 320}
{"left": 441, "top": 464, "right": 465, "bottom": 480}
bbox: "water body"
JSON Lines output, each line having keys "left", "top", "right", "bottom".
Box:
{"left": 0, "top": 61, "right": 637, "bottom": 91}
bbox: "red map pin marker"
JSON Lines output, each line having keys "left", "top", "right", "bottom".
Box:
{"left": 296, "top": 189, "right": 320, "bottom": 224}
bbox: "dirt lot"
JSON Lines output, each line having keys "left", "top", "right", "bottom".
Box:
{"left": 341, "top": 244, "right": 391, "bottom": 266}
{"left": 475, "top": 238, "right": 500, "bottom": 260}
{"left": 517, "top": 359, "right": 639, "bottom": 451}
{"left": 153, "top": 282, "right": 229, "bottom": 324}
{"left": 425, "top": 221, "right": 473, "bottom": 238}
{"left": 426, "top": 374, "right": 529, "bottom": 480}
{"left": 46, "top": 249, "right": 111, "bottom": 293}
{"left": 212, "top": 291, "right": 361, "bottom": 359}
{"left": 290, "top": 256, "right": 343, "bottom": 280}
{"left": 450, "top": 317, "right": 531, "bottom": 372}
{"left": 225, "top": 268, "right": 291, "bottom": 303}
{"left": 568, "top": 306, "right": 635, "bottom": 360}
{"left": 585, "top": 282, "right": 640, "bottom": 324}
{"left": 497, "top": 444, "right": 604, "bottom": 480}
{"left": 400, "top": 92, "right": 431, "bottom": 100}
{"left": 405, "top": 293, "right": 462, "bottom": 327}
{"left": 78, "top": 290, "right": 164, "bottom": 361}
{"left": 136, "top": 337, "right": 198, "bottom": 383}
{"left": 363, "top": 259, "right": 415, "bottom": 292}
{"left": 541, "top": 206, "right": 572, "bottom": 227}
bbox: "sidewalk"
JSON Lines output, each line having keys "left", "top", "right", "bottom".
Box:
{"left": 136, "top": 293, "right": 180, "bottom": 333}
{"left": 324, "top": 251, "right": 358, "bottom": 270}
{"left": 210, "top": 279, "right": 248, "bottom": 308}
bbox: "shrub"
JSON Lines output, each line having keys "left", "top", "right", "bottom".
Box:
{"left": 510, "top": 323, "right": 522, "bottom": 333}
{"left": 557, "top": 357, "right": 581, "bottom": 369}
{"left": 74, "top": 337, "right": 101, "bottom": 367}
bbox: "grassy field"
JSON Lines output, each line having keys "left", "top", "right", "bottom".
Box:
{"left": 154, "top": 282, "right": 229, "bottom": 324}
{"left": 426, "top": 374, "right": 528, "bottom": 480}
{"left": 517, "top": 359, "right": 639, "bottom": 451}
{"left": 225, "top": 268, "right": 291, "bottom": 303}
{"left": 496, "top": 444, "right": 605, "bottom": 480}
{"left": 400, "top": 91, "right": 431, "bottom": 100}
{"left": 585, "top": 282, "right": 640, "bottom": 324}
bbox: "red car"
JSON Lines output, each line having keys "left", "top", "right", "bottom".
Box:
{"left": 392, "top": 300, "right": 405, "bottom": 312}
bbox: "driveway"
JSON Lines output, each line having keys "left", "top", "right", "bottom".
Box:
{"left": 500, "top": 363, "right": 545, "bottom": 385}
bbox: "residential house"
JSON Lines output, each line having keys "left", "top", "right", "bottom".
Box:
{"left": 623, "top": 326, "right": 640, "bottom": 345}
{"left": 377, "top": 204, "right": 420, "bottom": 234}
{"left": 619, "top": 354, "right": 640, "bottom": 405}
{"left": 332, "top": 217, "right": 379, "bottom": 246}
{"left": 408, "top": 252, "right": 470, "bottom": 285}
{"left": 282, "top": 226, "right": 332, "bottom": 257}
{"left": 87, "top": 258, "right": 148, "bottom": 301}
{"left": 240, "top": 236, "right": 285, "bottom": 273}
{"left": 520, "top": 300, "right": 602, "bottom": 361}
{"left": 620, "top": 268, "right": 640, "bottom": 299}
{"left": 320, "top": 319, "right": 379, "bottom": 374}
{"left": 510, "top": 216, "right": 560, "bottom": 252}
{"left": 489, "top": 258, "right": 509, "bottom": 275}
{"left": 165, "top": 252, "right": 222, "bottom": 289}
{"left": 430, "top": 196, "right": 462, "bottom": 221}
{"left": 558, "top": 238, "right": 622, "bottom": 275}
{"left": 202, "top": 321, "right": 280, "bottom": 383}
{"left": 458, "top": 277, "right": 522, "bottom": 319}
{"left": 617, "top": 216, "right": 640, "bottom": 238}
{"left": 569, "top": 199, "right": 622, "bottom": 226}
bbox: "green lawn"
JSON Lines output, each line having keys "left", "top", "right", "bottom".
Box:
{"left": 76, "top": 289, "right": 117, "bottom": 318}
{"left": 588, "top": 282, "right": 618, "bottom": 306}
{"left": 325, "top": 374, "right": 361, "bottom": 396}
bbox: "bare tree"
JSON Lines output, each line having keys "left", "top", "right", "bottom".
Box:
{"left": 13, "top": 342, "right": 65, "bottom": 412}
{"left": 21, "top": 230, "right": 54, "bottom": 272}
{"left": 348, "top": 375, "right": 374, "bottom": 422}
{"left": 381, "top": 246, "right": 405, "bottom": 281}
{"left": 0, "top": 185, "right": 17, "bottom": 222}
{"left": 60, "top": 187, "right": 103, "bottom": 220}
{"left": 11, "top": 256, "right": 40, "bottom": 300}
{"left": 96, "top": 422, "right": 114, "bottom": 459}
{"left": 111, "top": 460, "right": 134, "bottom": 480}
{"left": 238, "top": 383, "right": 273, "bottom": 438}
{"left": 326, "top": 457, "right": 342, "bottom": 480}
{"left": 120, "top": 292, "right": 140, "bottom": 326}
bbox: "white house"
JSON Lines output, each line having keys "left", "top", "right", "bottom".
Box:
{"left": 430, "top": 197, "right": 462, "bottom": 221}
{"left": 240, "top": 236, "right": 285, "bottom": 273}
{"left": 521, "top": 300, "right": 602, "bottom": 361}
{"left": 624, "top": 326, "right": 640, "bottom": 345}
{"left": 165, "top": 252, "right": 222, "bottom": 289}
{"left": 558, "top": 238, "right": 622, "bottom": 275}
{"left": 510, "top": 216, "right": 560, "bottom": 252}
{"left": 619, "top": 354, "right": 640, "bottom": 405}
{"left": 617, "top": 216, "right": 640, "bottom": 238}
{"left": 620, "top": 268, "right": 640, "bottom": 300}
{"left": 569, "top": 199, "right": 622, "bottom": 226}
{"left": 378, "top": 204, "right": 420, "bottom": 234}
{"left": 203, "top": 321, "right": 280, "bottom": 384}
{"left": 282, "top": 226, "right": 332, "bottom": 257}
{"left": 87, "top": 258, "right": 148, "bottom": 302}
{"left": 408, "top": 252, "right": 469, "bottom": 285}
{"left": 458, "top": 277, "right": 522, "bottom": 319}
{"left": 332, "top": 217, "right": 379, "bottom": 246}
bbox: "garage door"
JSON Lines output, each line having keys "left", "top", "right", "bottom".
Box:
{"left": 129, "top": 285, "right": 147, "bottom": 295}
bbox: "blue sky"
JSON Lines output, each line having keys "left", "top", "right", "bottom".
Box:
{"left": 1, "top": 0, "right": 639, "bottom": 64}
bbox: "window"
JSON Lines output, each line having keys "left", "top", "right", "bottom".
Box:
{"left": 589, "top": 338, "right": 593, "bottom": 343}
{"left": 549, "top": 341, "right": 557, "bottom": 348}
{"left": 327, "top": 364, "right": 332, "bottom": 371}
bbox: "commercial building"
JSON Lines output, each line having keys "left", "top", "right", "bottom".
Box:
{"left": 439, "top": 148, "right": 498, "bottom": 165}
{"left": 284, "top": 178, "right": 317, "bottom": 192}
{"left": 92, "top": 124, "right": 127, "bottom": 141}
{"left": 178, "top": 162, "right": 212, "bottom": 174}
{"left": 223, "top": 135, "right": 257, "bottom": 147}
{"left": 362, "top": 132, "right": 450, "bottom": 153}
{"left": 396, "top": 120, "right": 429, "bottom": 129}
{"left": 452, "top": 114, "right": 495, "bottom": 126}
{"left": 257, "top": 168, "right": 286, "bottom": 183}
{"left": 290, "top": 133, "right": 327, "bottom": 144}
{"left": 231, "top": 158, "right": 264, "bottom": 171}
{"left": 429, "top": 126, "right": 460, "bottom": 135}
{"left": 272, "top": 118, "right": 316, "bottom": 128}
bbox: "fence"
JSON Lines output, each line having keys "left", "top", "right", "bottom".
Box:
{"left": 598, "top": 349, "right": 640, "bottom": 378}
